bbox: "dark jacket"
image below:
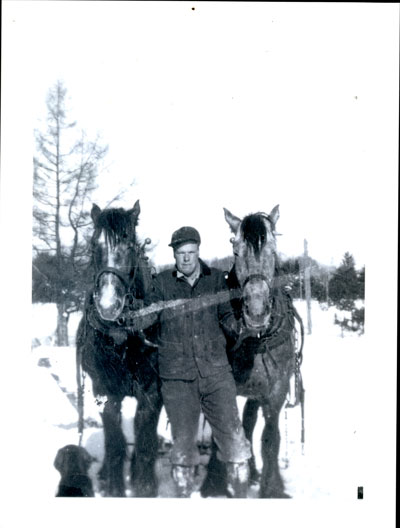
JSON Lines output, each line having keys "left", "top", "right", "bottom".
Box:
{"left": 146, "top": 260, "right": 239, "bottom": 380}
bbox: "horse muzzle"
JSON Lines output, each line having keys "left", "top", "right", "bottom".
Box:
{"left": 94, "top": 293, "right": 125, "bottom": 321}
{"left": 242, "top": 307, "right": 271, "bottom": 331}
{"left": 242, "top": 275, "right": 271, "bottom": 331}
{"left": 93, "top": 270, "right": 129, "bottom": 322}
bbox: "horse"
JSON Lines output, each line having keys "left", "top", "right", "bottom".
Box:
{"left": 201, "top": 205, "right": 304, "bottom": 498}
{"left": 76, "top": 201, "right": 163, "bottom": 497}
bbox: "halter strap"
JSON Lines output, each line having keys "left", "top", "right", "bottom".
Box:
{"left": 94, "top": 267, "right": 131, "bottom": 290}
{"left": 242, "top": 273, "right": 270, "bottom": 289}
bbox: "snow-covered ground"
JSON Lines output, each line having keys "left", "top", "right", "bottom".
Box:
{"left": 0, "top": 299, "right": 395, "bottom": 528}
{"left": 26, "top": 300, "right": 368, "bottom": 499}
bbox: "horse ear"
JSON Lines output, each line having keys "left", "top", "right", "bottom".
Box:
{"left": 224, "top": 208, "right": 241, "bottom": 234}
{"left": 130, "top": 200, "right": 141, "bottom": 225}
{"left": 91, "top": 204, "right": 102, "bottom": 225}
{"left": 269, "top": 205, "right": 280, "bottom": 228}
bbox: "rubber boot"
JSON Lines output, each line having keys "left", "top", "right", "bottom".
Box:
{"left": 171, "top": 465, "right": 195, "bottom": 498}
{"left": 226, "top": 461, "right": 249, "bottom": 498}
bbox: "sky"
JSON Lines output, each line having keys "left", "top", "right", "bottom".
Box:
{"left": 2, "top": 1, "right": 398, "bottom": 271}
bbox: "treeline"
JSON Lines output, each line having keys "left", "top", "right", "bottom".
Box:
{"left": 204, "top": 251, "right": 365, "bottom": 305}
{"left": 34, "top": 250, "right": 364, "bottom": 308}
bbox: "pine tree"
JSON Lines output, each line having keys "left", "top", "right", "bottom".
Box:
{"left": 328, "top": 252, "right": 360, "bottom": 310}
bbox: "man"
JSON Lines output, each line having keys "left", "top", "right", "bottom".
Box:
{"left": 146, "top": 226, "right": 251, "bottom": 498}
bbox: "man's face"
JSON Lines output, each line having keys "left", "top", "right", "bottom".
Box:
{"left": 174, "top": 242, "right": 200, "bottom": 277}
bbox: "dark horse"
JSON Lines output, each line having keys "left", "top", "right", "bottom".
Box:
{"left": 201, "top": 205, "right": 304, "bottom": 498}
{"left": 76, "top": 201, "right": 162, "bottom": 497}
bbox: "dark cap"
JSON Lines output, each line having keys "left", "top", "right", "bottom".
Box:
{"left": 169, "top": 226, "right": 201, "bottom": 249}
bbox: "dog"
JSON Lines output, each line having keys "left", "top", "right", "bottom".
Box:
{"left": 54, "top": 444, "right": 96, "bottom": 497}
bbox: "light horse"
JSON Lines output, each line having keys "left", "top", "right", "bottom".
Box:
{"left": 202, "top": 205, "right": 304, "bottom": 498}
{"left": 76, "top": 201, "right": 162, "bottom": 497}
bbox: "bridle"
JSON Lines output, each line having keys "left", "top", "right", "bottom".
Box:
{"left": 94, "top": 267, "right": 131, "bottom": 291}
{"left": 91, "top": 237, "right": 146, "bottom": 323}
{"left": 242, "top": 273, "right": 271, "bottom": 290}
{"left": 231, "top": 213, "right": 280, "bottom": 335}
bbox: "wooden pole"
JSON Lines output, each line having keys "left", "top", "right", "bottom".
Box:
{"left": 304, "top": 239, "right": 312, "bottom": 334}
{"left": 325, "top": 270, "right": 330, "bottom": 304}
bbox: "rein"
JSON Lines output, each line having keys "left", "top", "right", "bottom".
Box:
{"left": 76, "top": 323, "right": 86, "bottom": 446}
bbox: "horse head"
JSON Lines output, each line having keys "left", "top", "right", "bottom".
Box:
{"left": 89, "top": 200, "right": 151, "bottom": 322}
{"left": 224, "top": 205, "right": 280, "bottom": 331}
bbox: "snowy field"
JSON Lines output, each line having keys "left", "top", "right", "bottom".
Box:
{"left": 26, "top": 300, "right": 368, "bottom": 499}
{"left": 0, "top": 299, "right": 396, "bottom": 528}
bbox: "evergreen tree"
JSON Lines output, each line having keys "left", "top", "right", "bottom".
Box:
{"left": 357, "top": 266, "right": 365, "bottom": 300}
{"left": 328, "top": 252, "right": 360, "bottom": 310}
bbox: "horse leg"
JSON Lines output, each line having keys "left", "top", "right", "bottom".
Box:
{"left": 200, "top": 438, "right": 228, "bottom": 497}
{"left": 259, "top": 403, "right": 289, "bottom": 498}
{"left": 98, "top": 396, "right": 127, "bottom": 497}
{"left": 242, "top": 399, "right": 260, "bottom": 484}
{"left": 130, "top": 386, "right": 163, "bottom": 497}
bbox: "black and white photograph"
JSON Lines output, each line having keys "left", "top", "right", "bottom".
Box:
{"left": 1, "top": 2, "right": 398, "bottom": 527}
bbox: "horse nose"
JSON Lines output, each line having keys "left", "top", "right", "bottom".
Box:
{"left": 95, "top": 280, "right": 125, "bottom": 321}
{"left": 244, "top": 288, "right": 268, "bottom": 315}
{"left": 242, "top": 279, "right": 271, "bottom": 330}
{"left": 97, "top": 298, "right": 124, "bottom": 321}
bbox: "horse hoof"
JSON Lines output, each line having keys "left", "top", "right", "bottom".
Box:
{"left": 260, "top": 489, "right": 291, "bottom": 499}
{"left": 274, "top": 491, "right": 291, "bottom": 499}
{"left": 249, "top": 469, "right": 261, "bottom": 485}
{"left": 133, "top": 484, "right": 158, "bottom": 498}
{"left": 97, "top": 478, "right": 126, "bottom": 497}
{"left": 200, "top": 480, "right": 227, "bottom": 498}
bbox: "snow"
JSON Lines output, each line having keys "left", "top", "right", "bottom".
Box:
{"left": 28, "top": 301, "right": 367, "bottom": 498}
{"left": 0, "top": 300, "right": 395, "bottom": 528}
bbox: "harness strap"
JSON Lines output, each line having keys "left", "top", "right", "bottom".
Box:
{"left": 76, "top": 319, "right": 87, "bottom": 446}
{"left": 242, "top": 273, "right": 270, "bottom": 289}
{"left": 230, "top": 288, "right": 295, "bottom": 353}
{"left": 94, "top": 267, "right": 130, "bottom": 290}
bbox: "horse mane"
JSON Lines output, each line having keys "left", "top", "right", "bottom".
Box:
{"left": 95, "top": 208, "right": 138, "bottom": 248}
{"left": 240, "top": 213, "right": 268, "bottom": 258}
{"left": 235, "top": 211, "right": 283, "bottom": 287}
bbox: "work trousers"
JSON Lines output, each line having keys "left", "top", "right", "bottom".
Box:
{"left": 161, "top": 369, "right": 251, "bottom": 466}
